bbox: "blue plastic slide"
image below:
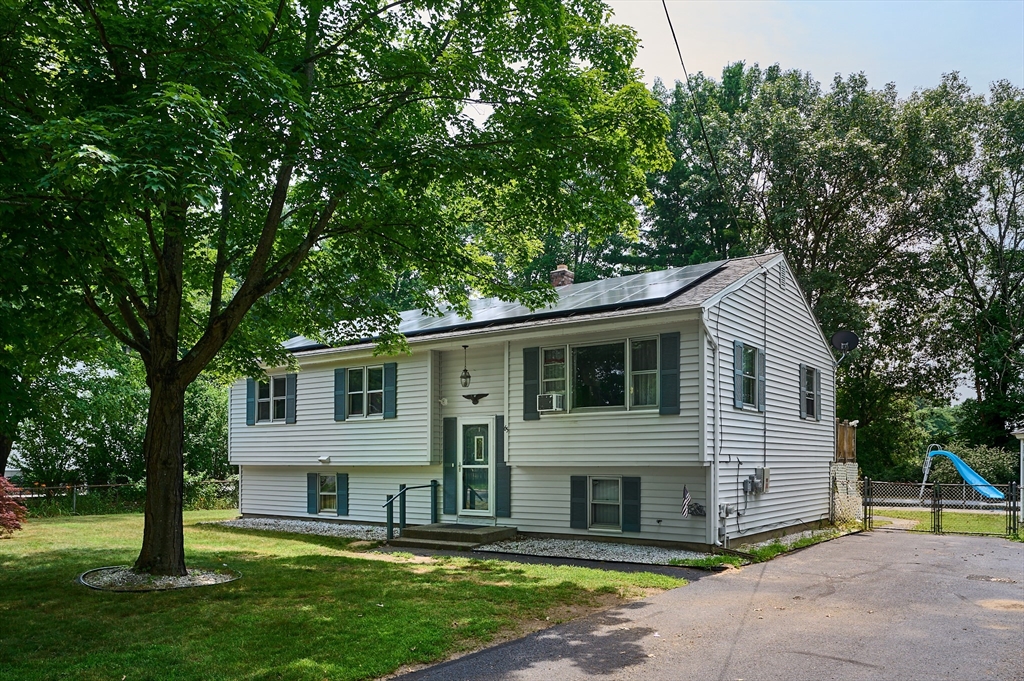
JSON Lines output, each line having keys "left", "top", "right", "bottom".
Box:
{"left": 927, "top": 450, "right": 1004, "bottom": 500}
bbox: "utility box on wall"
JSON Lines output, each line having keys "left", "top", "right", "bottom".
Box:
{"left": 755, "top": 467, "right": 771, "bottom": 493}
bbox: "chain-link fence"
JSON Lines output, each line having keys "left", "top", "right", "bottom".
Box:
{"left": 862, "top": 480, "right": 1019, "bottom": 536}
{"left": 13, "top": 478, "right": 238, "bottom": 517}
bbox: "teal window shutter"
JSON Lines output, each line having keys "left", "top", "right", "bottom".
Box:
{"left": 495, "top": 415, "right": 511, "bottom": 517}
{"left": 442, "top": 417, "right": 457, "bottom": 514}
{"left": 733, "top": 341, "right": 744, "bottom": 409}
{"left": 523, "top": 347, "right": 540, "bottom": 421}
{"left": 307, "top": 473, "right": 318, "bottom": 514}
{"left": 570, "top": 476, "right": 587, "bottom": 529}
{"left": 622, "top": 477, "right": 641, "bottom": 532}
{"left": 814, "top": 368, "right": 821, "bottom": 421}
{"left": 757, "top": 349, "right": 766, "bottom": 413}
{"left": 336, "top": 473, "right": 348, "bottom": 516}
{"left": 383, "top": 362, "right": 397, "bottom": 419}
{"left": 246, "top": 378, "right": 256, "bottom": 425}
{"left": 285, "top": 373, "right": 297, "bottom": 423}
{"left": 334, "top": 368, "right": 347, "bottom": 421}
{"left": 659, "top": 332, "right": 680, "bottom": 415}
{"left": 799, "top": 363, "right": 807, "bottom": 419}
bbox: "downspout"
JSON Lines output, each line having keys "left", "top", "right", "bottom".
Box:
{"left": 701, "top": 314, "right": 721, "bottom": 546}
{"left": 762, "top": 269, "right": 768, "bottom": 468}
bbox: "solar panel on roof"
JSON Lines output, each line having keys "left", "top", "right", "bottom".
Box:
{"left": 397, "top": 259, "right": 725, "bottom": 337}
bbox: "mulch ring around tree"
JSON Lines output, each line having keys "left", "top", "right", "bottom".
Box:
{"left": 77, "top": 565, "right": 240, "bottom": 592}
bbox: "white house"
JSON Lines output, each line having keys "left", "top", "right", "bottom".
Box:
{"left": 228, "top": 253, "right": 836, "bottom": 549}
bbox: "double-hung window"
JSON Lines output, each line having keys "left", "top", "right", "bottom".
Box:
{"left": 542, "top": 347, "right": 566, "bottom": 396}
{"left": 733, "top": 340, "right": 765, "bottom": 411}
{"left": 800, "top": 364, "right": 820, "bottom": 420}
{"left": 347, "top": 366, "right": 384, "bottom": 417}
{"left": 257, "top": 376, "right": 288, "bottom": 422}
{"left": 318, "top": 474, "right": 337, "bottom": 513}
{"left": 590, "top": 477, "right": 621, "bottom": 530}
{"left": 630, "top": 339, "right": 658, "bottom": 407}
{"left": 741, "top": 346, "right": 759, "bottom": 407}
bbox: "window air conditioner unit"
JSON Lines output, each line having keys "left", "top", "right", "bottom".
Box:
{"left": 536, "top": 393, "right": 564, "bottom": 412}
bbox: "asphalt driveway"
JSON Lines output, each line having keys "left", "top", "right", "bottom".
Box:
{"left": 397, "top": 531, "right": 1024, "bottom": 681}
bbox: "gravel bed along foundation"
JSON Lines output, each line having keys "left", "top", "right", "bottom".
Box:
{"left": 79, "top": 566, "right": 239, "bottom": 592}
{"left": 475, "top": 537, "right": 711, "bottom": 566}
{"left": 211, "top": 517, "right": 389, "bottom": 541}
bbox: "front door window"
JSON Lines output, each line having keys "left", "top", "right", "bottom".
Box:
{"left": 461, "top": 423, "right": 490, "bottom": 513}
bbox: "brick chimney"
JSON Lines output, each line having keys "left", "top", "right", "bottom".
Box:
{"left": 550, "top": 264, "right": 574, "bottom": 288}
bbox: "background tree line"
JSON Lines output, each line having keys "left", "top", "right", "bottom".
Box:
{"left": 3, "top": 60, "right": 1019, "bottom": 492}
{"left": 519, "top": 64, "right": 1023, "bottom": 482}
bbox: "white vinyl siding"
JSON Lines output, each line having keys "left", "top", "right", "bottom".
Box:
{"left": 490, "top": 466, "right": 708, "bottom": 544}
{"left": 509, "top": 320, "right": 701, "bottom": 467}
{"left": 241, "top": 465, "right": 442, "bottom": 524}
{"left": 705, "top": 261, "right": 835, "bottom": 540}
{"left": 229, "top": 356, "right": 430, "bottom": 466}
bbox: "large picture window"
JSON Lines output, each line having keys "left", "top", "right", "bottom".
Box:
{"left": 257, "top": 376, "right": 287, "bottom": 422}
{"left": 572, "top": 343, "right": 626, "bottom": 409}
{"left": 541, "top": 337, "right": 660, "bottom": 412}
{"left": 590, "top": 477, "right": 621, "bottom": 529}
{"left": 346, "top": 366, "right": 384, "bottom": 417}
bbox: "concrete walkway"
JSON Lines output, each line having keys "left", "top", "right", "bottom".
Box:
{"left": 396, "top": 531, "right": 1024, "bottom": 681}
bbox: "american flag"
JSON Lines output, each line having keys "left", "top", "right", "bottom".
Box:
{"left": 681, "top": 485, "right": 691, "bottom": 518}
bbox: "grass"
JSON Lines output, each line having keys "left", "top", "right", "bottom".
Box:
{"left": 875, "top": 508, "right": 1016, "bottom": 536}
{"left": 0, "top": 511, "right": 684, "bottom": 681}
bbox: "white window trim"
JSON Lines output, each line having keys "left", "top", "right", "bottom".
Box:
{"left": 588, "top": 475, "right": 623, "bottom": 532}
{"left": 256, "top": 375, "right": 288, "bottom": 423}
{"left": 317, "top": 473, "right": 337, "bottom": 515}
{"left": 540, "top": 336, "right": 660, "bottom": 415}
{"left": 741, "top": 345, "right": 760, "bottom": 408}
{"left": 346, "top": 365, "right": 385, "bottom": 419}
{"left": 802, "top": 365, "right": 818, "bottom": 420}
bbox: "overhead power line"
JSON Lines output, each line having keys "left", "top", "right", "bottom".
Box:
{"left": 659, "top": 0, "right": 743, "bottom": 237}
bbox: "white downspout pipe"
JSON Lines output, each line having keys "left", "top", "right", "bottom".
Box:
{"left": 702, "top": 315, "right": 721, "bottom": 546}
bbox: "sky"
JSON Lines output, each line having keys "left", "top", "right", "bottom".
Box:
{"left": 607, "top": 0, "right": 1024, "bottom": 96}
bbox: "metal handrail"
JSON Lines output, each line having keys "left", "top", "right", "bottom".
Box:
{"left": 380, "top": 482, "right": 435, "bottom": 507}
{"left": 383, "top": 480, "right": 439, "bottom": 541}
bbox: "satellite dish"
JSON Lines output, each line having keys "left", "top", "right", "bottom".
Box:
{"left": 831, "top": 330, "right": 859, "bottom": 352}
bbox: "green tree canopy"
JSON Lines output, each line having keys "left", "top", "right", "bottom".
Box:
{"left": 0, "top": 0, "right": 670, "bottom": 573}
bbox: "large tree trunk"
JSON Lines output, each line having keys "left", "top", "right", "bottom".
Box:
{"left": 0, "top": 432, "right": 13, "bottom": 479}
{"left": 134, "top": 378, "right": 188, "bottom": 576}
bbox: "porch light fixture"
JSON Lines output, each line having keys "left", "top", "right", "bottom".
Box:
{"left": 460, "top": 345, "right": 472, "bottom": 388}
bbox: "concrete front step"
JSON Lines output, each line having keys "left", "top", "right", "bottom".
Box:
{"left": 399, "top": 523, "right": 517, "bottom": 544}
{"left": 388, "top": 537, "right": 482, "bottom": 551}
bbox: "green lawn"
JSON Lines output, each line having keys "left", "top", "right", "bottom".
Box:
{"left": 0, "top": 511, "right": 683, "bottom": 681}
{"left": 876, "top": 508, "right": 1014, "bottom": 535}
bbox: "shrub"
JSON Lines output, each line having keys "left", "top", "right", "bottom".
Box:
{"left": 0, "top": 477, "right": 27, "bottom": 537}
{"left": 928, "top": 441, "right": 1020, "bottom": 485}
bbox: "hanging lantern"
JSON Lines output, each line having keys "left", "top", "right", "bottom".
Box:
{"left": 460, "top": 345, "right": 472, "bottom": 388}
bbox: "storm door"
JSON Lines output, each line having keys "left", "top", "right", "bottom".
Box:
{"left": 458, "top": 421, "right": 493, "bottom": 516}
